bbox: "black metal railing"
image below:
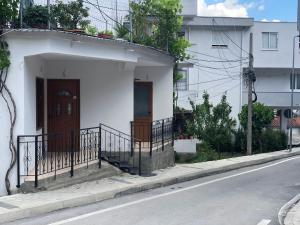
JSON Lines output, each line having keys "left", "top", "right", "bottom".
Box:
{"left": 131, "top": 117, "right": 174, "bottom": 156}
{"left": 16, "top": 123, "right": 142, "bottom": 188}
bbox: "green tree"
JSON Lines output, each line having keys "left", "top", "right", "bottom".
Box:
{"left": 129, "top": 0, "right": 190, "bottom": 109}
{"left": 0, "top": 0, "right": 19, "bottom": 28}
{"left": 187, "top": 93, "right": 236, "bottom": 156}
{"left": 51, "top": 0, "right": 89, "bottom": 29}
{"left": 239, "top": 103, "right": 274, "bottom": 152}
{"left": 23, "top": 5, "right": 49, "bottom": 28}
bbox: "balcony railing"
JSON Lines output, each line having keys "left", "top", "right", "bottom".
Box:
{"left": 16, "top": 123, "right": 142, "bottom": 189}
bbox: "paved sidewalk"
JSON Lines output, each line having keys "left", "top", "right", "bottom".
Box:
{"left": 283, "top": 195, "right": 300, "bottom": 225}
{"left": 1, "top": 148, "right": 300, "bottom": 224}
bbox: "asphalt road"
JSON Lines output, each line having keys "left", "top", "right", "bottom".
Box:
{"left": 5, "top": 156, "right": 300, "bottom": 225}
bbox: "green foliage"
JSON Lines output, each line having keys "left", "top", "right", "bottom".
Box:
{"left": 260, "top": 129, "right": 287, "bottom": 153}
{"left": 23, "top": 5, "right": 49, "bottom": 28}
{"left": 115, "top": 23, "right": 129, "bottom": 39}
{"left": 0, "top": 41, "right": 10, "bottom": 70}
{"left": 51, "top": 0, "right": 89, "bottom": 29}
{"left": 0, "top": 0, "right": 19, "bottom": 28}
{"left": 85, "top": 25, "right": 98, "bottom": 36}
{"left": 239, "top": 103, "right": 274, "bottom": 134}
{"left": 187, "top": 92, "right": 236, "bottom": 152}
{"left": 98, "top": 30, "right": 113, "bottom": 35}
{"left": 130, "top": 0, "right": 190, "bottom": 61}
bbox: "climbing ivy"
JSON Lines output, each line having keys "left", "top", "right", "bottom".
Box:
{"left": 0, "top": 38, "right": 17, "bottom": 195}
{"left": 0, "top": 41, "right": 10, "bottom": 70}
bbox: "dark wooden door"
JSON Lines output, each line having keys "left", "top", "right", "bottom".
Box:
{"left": 134, "top": 82, "right": 153, "bottom": 141}
{"left": 47, "top": 80, "right": 80, "bottom": 152}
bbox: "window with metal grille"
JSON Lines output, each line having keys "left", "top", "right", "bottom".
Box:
{"left": 175, "top": 70, "right": 188, "bottom": 91}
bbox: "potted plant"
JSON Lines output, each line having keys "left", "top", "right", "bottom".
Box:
{"left": 85, "top": 25, "right": 98, "bottom": 36}
{"left": 97, "top": 30, "right": 114, "bottom": 39}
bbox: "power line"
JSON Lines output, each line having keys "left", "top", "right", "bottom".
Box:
{"left": 212, "top": 18, "right": 249, "bottom": 55}
{"left": 187, "top": 60, "right": 248, "bottom": 70}
{"left": 187, "top": 49, "right": 248, "bottom": 61}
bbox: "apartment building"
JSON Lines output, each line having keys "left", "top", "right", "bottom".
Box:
{"left": 178, "top": 0, "right": 300, "bottom": 134}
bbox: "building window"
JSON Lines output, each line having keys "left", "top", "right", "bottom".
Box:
{"left": 36, "top": 78, "right": 44, "bottom": 129}
{"left": 262, "top": 32, "right": 278, "bottom": 49}
{"left": 290, "top": 74, "right": 300, "bottom": 90}
{"left": 176, "top": 70, "right": 188, "bottom": 91}
{"left": 212, "top": 31, "right": 228, "bottom": 48}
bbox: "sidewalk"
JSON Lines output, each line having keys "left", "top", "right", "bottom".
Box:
{"left": 283, "top": 194, "right": 300, "bottom": 225}
{"left": 1, "top": 148, "right": 300, "bottom": 224}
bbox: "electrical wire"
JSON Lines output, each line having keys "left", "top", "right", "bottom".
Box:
{"left": 212, "top": 18, "right": 249, "bottom": 55}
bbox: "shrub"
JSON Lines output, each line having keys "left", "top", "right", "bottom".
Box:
{"left": 23, "top": 5, "right": 49, "bottom": 28}
{"left": 187, "top": 92, "right": 236, "bottom": 154}
{"left": 239, "top": 103, "right": 274, "bottom": 152}
{"left": 260, "top": 129, "right": 287, "bottom": 153}
{"left": 192, "top": 142, "right": 219, "bottom": 162}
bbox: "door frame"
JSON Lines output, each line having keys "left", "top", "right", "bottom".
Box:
{"left": 47, "top": 79, "right": 80, "bottom": 135}
{"left": 134, "top": 81, "right": 153, "bottom": 121}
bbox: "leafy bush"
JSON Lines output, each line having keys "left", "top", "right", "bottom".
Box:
{"left": 115, "top": 23, "right": 129, "bottom": 39}
{"left": 260, "top": 129, "right": 287, "bottom": 153}
{"left": 51, "top": 0, "right": 89, "bottom": 29}
{"left": 193, "top": 142, "right": 219, "bottom": 162}
{"left": 239, "top": 103, "right": 274, "bottom": 152}
{"left": 98, "top": 30, "right": 113, "bottom": 35}
{"left": 85, "top": 25, "right": 97, "bottom": 36}
{"left": 187, "top": 92, "right": 236, "bottom": 153}
{"left": 23, "top": 5, "right": 49, "bottom": 28}
{"left": 0, "top": 0, "right": 18, "bottom": 28}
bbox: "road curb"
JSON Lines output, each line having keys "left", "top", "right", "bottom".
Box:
{"left": 278, "top": 194, "right": 300, "bottom": 225}
{"left": 1, "top": 150, "right": 300, "bottom": 224}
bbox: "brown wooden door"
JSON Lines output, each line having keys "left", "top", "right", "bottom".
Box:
{"left": 47, "top": 80, "right": 80, "bottom": 152}
{"left": 134, "top": 82, "right": 153, "bottom": 141}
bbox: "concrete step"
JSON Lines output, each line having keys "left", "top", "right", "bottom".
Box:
{"left": 20, "top": 161, "right": 122, "bottom": 193}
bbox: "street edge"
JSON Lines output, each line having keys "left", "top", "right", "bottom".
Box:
{"left": 1, "top": 150, "right": 300, "bottom": 224}
{"left": 278, "top": 194, "right": 300, "bottom": 225}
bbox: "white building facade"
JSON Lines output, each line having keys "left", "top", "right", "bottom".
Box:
{"left": 0, "top": 29, "right": 174, "bottom": 196}
{"left": 178, "top": 0, "right": 300, "bottom": 131}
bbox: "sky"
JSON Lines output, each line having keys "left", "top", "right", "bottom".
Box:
{"left": 198, "top": 0, "right": 298, "bottom": 22}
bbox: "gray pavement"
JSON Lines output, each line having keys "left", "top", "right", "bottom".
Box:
{"left": 1, "top": 149, "right": 300, "bottom": 224}
{"left": 4, "top": 156, "right": 300, "bottom": 225}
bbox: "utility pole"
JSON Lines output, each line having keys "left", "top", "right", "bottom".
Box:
{"left": 115, "top": 0, "right": 118, "bottom": 29}
{"left": 20, "top": 0, "right": 23, "bottom": 28}
{"left": 47, "top": 0, "right": 50, "bottom": 29}
{"left": 289, "top": 0, "right": 300, "bottom": 151}
{"left": 129, "top": 0, "right": 133, "bottom": 42}
{"left": 246, "top": 33, "right": 255, "bottom": 155}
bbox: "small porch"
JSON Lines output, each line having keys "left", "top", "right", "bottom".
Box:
{"left": 8, "top": 30, "right": 174, "bottom": 192}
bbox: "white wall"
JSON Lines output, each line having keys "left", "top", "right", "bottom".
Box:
{"left": 0, "top": 38, "right": 26, "bottom": 196}
{"left": 179, "top": 19, "right": 300, "bottom": 121}
{"left": 181, "top": 0, "right": 198, "bottom": 16}
{"left": 178, "top": 25, "right": 247, "bottom": 120}
{"left": 251, "top": 22, "right": 300, "bottom": 69}
{"left": 45, "top": 60, "right": 134, "bottom": 134}
{"left": 134, "top": 66, "right": 173, "bottom": 120}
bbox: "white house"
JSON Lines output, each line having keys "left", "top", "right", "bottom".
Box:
{"left": 178, "top": 0, "right": 300, "bottom": 134}
{"left": 0, "top": 29, "right": 175, "bottom": 196}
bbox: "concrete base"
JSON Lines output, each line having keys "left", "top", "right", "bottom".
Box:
{"left": 20, "top": 161, "right": 122, "bottom": 193}
{"left": 140, "top": 144, "right": 175, "bottom": 175}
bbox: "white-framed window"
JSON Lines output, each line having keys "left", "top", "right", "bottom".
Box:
{"left": 211, "top": 30, "right": 229, "bottom": 48}
{"left": 290, "top": 74, "right": 300, "bottom": 89}
{"left": 262, "top": 32, "right": 278, "bottom": 49}
{"left": 176, "top": 70, "right": 188, "bottom": 91}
